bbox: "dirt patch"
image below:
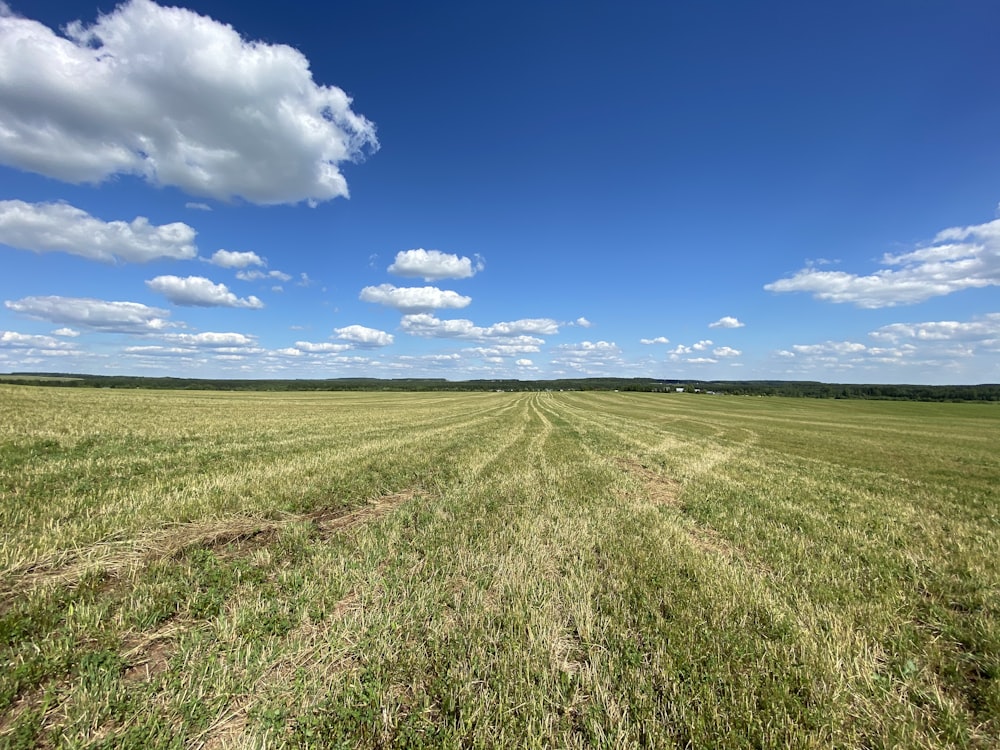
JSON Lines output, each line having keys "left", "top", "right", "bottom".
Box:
{"left": 308, "top": 489, "right": 416, "bottom": 537}
{"left": 619, "top": 459, "right": 681, "bottom": 506}
{"left": 619, "top": 458, "right": 768, "bottom": 574}
{"left": 4, "top": 489, "right": 421, "bottom": 599}
{"left": 120, "top": 620, "right": 187, "bottom": 683}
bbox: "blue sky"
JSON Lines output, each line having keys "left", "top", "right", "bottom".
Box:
{"left": 1, "top": 0, "right": 999, "bottom": 384}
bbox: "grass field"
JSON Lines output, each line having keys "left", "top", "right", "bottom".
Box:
{"left": 1, "top": 385, "right": 997, "bottom": 748}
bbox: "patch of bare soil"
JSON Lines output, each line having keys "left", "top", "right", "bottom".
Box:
{"left": 619, "top": 458, "right": 768, "bottom": 574}
{"left": 3, "top": 489, "right": 421, "bottom": 598}
{"left": 619, "top": 459, "right": 681, "bottom": 506}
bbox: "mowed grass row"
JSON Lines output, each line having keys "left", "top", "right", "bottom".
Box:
{"left": 0, "top": 385, "right": 997, "bottom": 748}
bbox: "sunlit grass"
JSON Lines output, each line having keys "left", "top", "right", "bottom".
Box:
{"left": 1, "top": 385, "right": 997, "bottom": 747}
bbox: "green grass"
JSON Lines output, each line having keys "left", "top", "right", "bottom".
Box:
{"left": 0, "top": 385, "right": 997, "bottom": 748}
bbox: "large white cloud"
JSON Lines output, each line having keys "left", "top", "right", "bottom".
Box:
{"left": 387, "top": 249, "right": 484, "bottom": 281}
{"left": 360, "top": 284, "right": 472, "bottom": 312}
{"left": 146, "top": 275, "right": 263, "bottom": 308}
{"left": 0, "top": 200, "right": 196, "bottom": 262}
{"left": 765, "top": 218, "right": 1000, "bottom": 308}
{"left": 0, "top": 0, "right": 378, "bottom": 205}
{"left": 5, "top": 295, "right": 172, "bottom": 332}
{"left": 399, "top": 313, "right": 556, "bottom": 342}
{"left": 333, "top": 325, "right": 394, "bottom": 347}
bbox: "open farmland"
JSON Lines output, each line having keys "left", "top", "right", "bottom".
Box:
{"left": 1, "top": 385, "right": 997, "bottom": 748}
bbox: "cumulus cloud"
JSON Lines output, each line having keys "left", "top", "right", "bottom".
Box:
{"left": 387, "top": 249, "right": 484, "bottom": 281}
{"left": 399, "top": 313, "right": 556, "bottom": 342}
{"left": 5, "top": 295, "right": 172, "bottom": 332}
{"left": 210, "top": 250, "right": 264, "bottom": 268}
{"left": 713, "top": 346, "right": 742, "bottom": 357}
{"left": 765, "top": 218, "right": 1000, "bottom": 308}
{"left": 0, "top": 200, "right": 197, "bottom": 263}
{"left": 575, "top": 317, "right": 593, "bottom": 328}
{"left": 640, "top": 336, "right": 670, "bottom": 345}
{"left": 333, "top": 324, "right": 394, "bottom": 347}
{"left": 360, "top": 284, "right": 472, "bottom": 312}
{"left": 670, "top": 340, "right": 713, "bottom": 356}
{"left": 709, "top": 316, "right": 745, "bottom": 329}
{"left": 52, "top": 328, "right": 79, "bottom": 337}
{"left": 516, "top": 358, "right": 534, "bottom": 367}
{"left": 146, "top": 275, "right": 263, "bottom": 308}
{"left": 0, "top": 0, "right": 378, "bottom": 204}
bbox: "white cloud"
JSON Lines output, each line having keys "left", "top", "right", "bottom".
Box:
{"left": 185, "top": 202, "right": 212, "bottom": 211}
{"left": 0, "top": 330, "right": 76, "bottom": 351}
{"left": 870, "top": 313, "right": 1000, "bottom": 344}
{"left": 159, "top": 332, "right": 255, "bottom": 348}
{"left": 516, "top": 359, "right": 534, "bottom": 367}
{"left": 575, "top": 317, "right": 592, "bottom": 328}
{"left": 550, "top": 341, "right": 625, "bottom": 374}
{"left": 709, "top": 316, "right": 745, "bottom": 329}
{"left": 360, "top": 284, "right": 472, "bottom": 312}
{"left": 210, "top": 249, "right": 264, "bottom": 269}
{"left": 465, "top": 344, "right": 541, "bottom": 357}
{"left": 0, "top": 0, "right": 378, "bottom": 205}
{"left": 387, "top": 249, "right": 484, "bottom": 281}
{"left": 640, "top": 336, "right": 670, "bottom": 345}
{"left": 669, "top": 340, "right": 715, "bottom": 361}
{"left": 147, "top": 275, "right": 263, "bottom": 308}
{"left": 713, "top": 346, "right": 742, "bottom": 357}
{"left": 765, "top": 218, "right": 1000, "bottom": 308}
{"left": 0, "top": 199, "right": 196, "bottom": 263}
{"left": 399, "top": 313, "right": 556, "bottom": 341}
{"left": 294, "top": 341, "right": 352, "bottom": 353}
{"left": 52, "top": 328, "right": 79, "bottom": 337}
{"left": 333, "top": 324, "right": 394, "bottom": 347}
{"left": 792, "top": 341, "right": 867, "bottom": 356}
{"left": 237, "top": 269, "right": 292, "bottom": 282}
{"left": 5, "top": 295, "right": 172, "bottom": 332}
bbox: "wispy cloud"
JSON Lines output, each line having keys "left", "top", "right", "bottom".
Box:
{"left": 765, "top": 218, "right": 1000, "bottom": 308}
{"left": 399, "top": 313, "right": 557, "bottom": 340}
{"left": 5, "top": 295, "right": 173, "bottom": 332}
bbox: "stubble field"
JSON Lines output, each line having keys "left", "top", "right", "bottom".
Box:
{"left": 0, "top": 385, "right": 997, "bottom": 748}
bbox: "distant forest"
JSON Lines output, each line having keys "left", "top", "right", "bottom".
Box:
{"left": 2, "top": 373, "right": 999, "bottom": 402}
